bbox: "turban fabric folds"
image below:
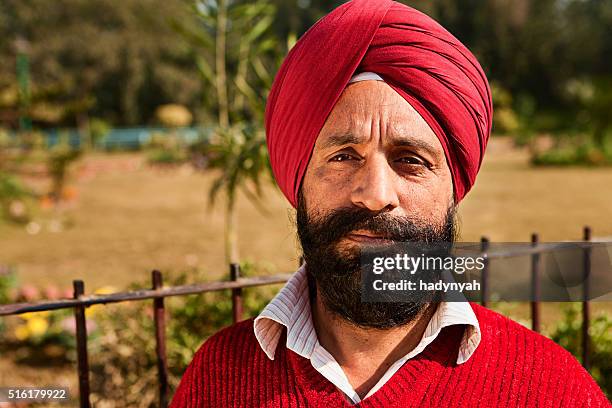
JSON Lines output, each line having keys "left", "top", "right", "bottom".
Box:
{"left": 265, "top": 0, "right": 493, "bottom": 208}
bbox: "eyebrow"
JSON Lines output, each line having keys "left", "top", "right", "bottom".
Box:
{"left": 390, "top": 137, "right": 440, "bottom": 158}
{"left": 320, "top": 132, "right": 363, "bottom": 149}
{"left": 320, "top": 132, "right": 440, "bottom": 157}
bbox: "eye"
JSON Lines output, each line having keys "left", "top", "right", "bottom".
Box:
{"left": 396, "top": 156, "right": 425, "bottom": 166}
{"left": 330, "top": 153, "right": 357, "bottom": 162}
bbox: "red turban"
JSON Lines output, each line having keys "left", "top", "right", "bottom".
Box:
{"left": 265, "top": 0, "right": 492, "bottom": 208}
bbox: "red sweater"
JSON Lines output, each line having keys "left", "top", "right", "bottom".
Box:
{"left": 171, "top": 304, "right": 609, "bottom": 407}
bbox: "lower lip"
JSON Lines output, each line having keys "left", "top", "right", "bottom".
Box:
{"left": 346, "top": 234, "right": 393, "bottom": 244}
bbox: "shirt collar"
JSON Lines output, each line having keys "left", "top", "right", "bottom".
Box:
{"left": 253, "top": 264, "right": 481, "bottom": 364}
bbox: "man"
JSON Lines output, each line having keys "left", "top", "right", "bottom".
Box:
{"left": 171, "top": 0, "right": 609, "bottom": 406}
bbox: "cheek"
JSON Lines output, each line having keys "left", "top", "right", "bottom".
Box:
{"left": 302, "top": 164, "right": 354, "bottom": 211}
{"left": 397, "top": 174, "right": 453, "bottom": 222}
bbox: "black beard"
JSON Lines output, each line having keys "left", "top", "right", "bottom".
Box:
{"left": 296, "top": 189, "right": 457, "bottom": 329}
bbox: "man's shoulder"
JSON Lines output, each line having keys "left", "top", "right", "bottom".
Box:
{"left": 470, "top": 302, "right": 575, "bottom": 359}
{"left": 468, "top": 303, "right": 609, "bottom": 404}
{"left": 193, "top": 317, "right": 261, "bottom": 361}
{"left": 204, "top": 317, "right": 257, "bottom": 344}
{"left": 171, "top": 319, "right": 281, "bottom": 406}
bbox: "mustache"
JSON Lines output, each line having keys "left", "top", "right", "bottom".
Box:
{"left": 297, "top": 200, "right": 457, "bottom": 251}
{"left": 307, "top": 208, "right": 419, "bottom": 243}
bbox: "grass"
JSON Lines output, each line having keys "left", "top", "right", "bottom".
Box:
{"left": 458, "top": 137, "right": 612, "bottom": 242}
{"left": 0, "top": 154, "right": 299, "bottom": 291}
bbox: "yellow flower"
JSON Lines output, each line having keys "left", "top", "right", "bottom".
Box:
{"left": 26, "top": 316, "right": 49, "bottom": 337}
{"left": 94, "top": 286, "right": 117, "bottom": 295}
{"left": 14, "top": 325, "right": 30, "bottom": 341}
{"left": 87, "top": 286, "right": 118, "bottom": 317}
{"left": 21, "top": 311, "right": 50, "bottom": 320}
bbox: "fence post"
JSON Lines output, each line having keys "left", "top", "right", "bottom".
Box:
{"left": 230, "top": 263, "right": 243, "bottom": 323}
{"left": 530, "top": 233, "right": 541, "bottom": 333}
{"left": 73, "top": 280, "right": 90, "bottom": 408}
{"left": 582, "top": 226, "right": 591, "bottom": 370}
{"left": 480, "top": 237, "right": 489, "bottom": 307}
{"left": 152, "top": 270, "right": 168, "bottom": 408}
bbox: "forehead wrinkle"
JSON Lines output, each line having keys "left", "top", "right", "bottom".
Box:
{"left": 318, "top": 81, "right": 438, "bottom": 152}
{"left": 319, "top": 112, "right": 439, "bottom": 157}
{"left": 321, "top": 129, "right": 440, "bottom": 159}
{"left": 318, "top": 110, "right": 374, "bottom": 149}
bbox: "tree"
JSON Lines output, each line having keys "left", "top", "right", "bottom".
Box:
{"left": 205, "top": 125, "right": 270, "bottom": 264}
{"left": 181, "top": 0, "right": 287, "bottom": 265}
{"left": 0, "top": 0, "right": 201, "bottom": 127}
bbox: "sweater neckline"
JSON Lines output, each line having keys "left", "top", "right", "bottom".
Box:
{"left": 286, "top": 324, "right": 465, "bottom": 407}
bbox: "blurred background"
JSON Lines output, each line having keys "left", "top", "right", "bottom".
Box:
{"left": 0, "top": 0, "right": 610, "bottom": 406}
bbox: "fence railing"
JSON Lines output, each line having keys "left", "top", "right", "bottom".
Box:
{"left": 0, "top": 226, "right": 599, "bottom": 408}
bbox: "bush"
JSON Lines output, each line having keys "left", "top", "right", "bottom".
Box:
{"left": 145, "top": 131, "right": 189, "bottom": 165}
{"left": 494, "top": 107, "right": 520, "bottom": 135}
{"left": 0, "top": 268, "right": 17, "bottom": 335}
{"left": 47, "top": 139, "right": 82, "bottom": 202}
{"left": 89, "top": 262, "right": 278, "bottom": 407}
{"left": 9, "top": 310, "right": 78, "bottom": 365}
{"left": 531, "top": 140, "right": 612, "bottom": 166}
{"left": 0, "top": 263, "right": 277, "bottom": 407}
{"left": 0, "top": 128, "right": 12, "bottom": 149}
{"left": 0, "top": 171, "right": 32, "bottom": 224}
{"left": 0, "top": 272, "right": 86, "bottom": 367}
{"left": 549, "top": 304, "right": 612, "bottom": 398}
{"left": 146, "top": 148, "right": 188, "bottom": 165}
{"left": 89, "top": 118, "right": 111, "bottom": 149}
{"left": 0, "top": 267, "right": 17, "bottom": 303}
{"left": 490, "top": 82, "right": 520, "bottom": 135}
{"left": 17, "top": 131, "right": 47, "bottom": 151}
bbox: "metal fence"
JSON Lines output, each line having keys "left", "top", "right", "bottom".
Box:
{"left": 0, "top": 226, "right": 599, "bottom": 408}
{"left": 6, "top": 126, "right": 214, "bottom": 150}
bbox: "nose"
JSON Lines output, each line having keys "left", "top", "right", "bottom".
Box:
{"left": 350, "top": 154, "right": 400, "bottom": 212}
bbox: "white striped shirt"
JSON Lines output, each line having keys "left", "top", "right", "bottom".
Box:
{"left": 253, "top": 264, "right": 481, "bottom": 404}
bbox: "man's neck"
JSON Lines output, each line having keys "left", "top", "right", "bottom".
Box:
{"left": 311, "top": 290, "right": 437, "bottom": 400}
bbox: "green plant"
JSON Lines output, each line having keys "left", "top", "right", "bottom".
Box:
{"left": 0, "top": 171, "right": 31, "bottom": 224}
{"left": 0, "top": 267, "right": 17, "bottom": 304}
{"left": 0, "top": 128, "right": 11, "bottom": 149}
{"left": 203, "top": 124, "right": 271, "bottom": 264}
{"left": 47, "top": 136, "right": 81, "bottom": 202}
{"left": 88, "top": 301, "right": 159, "bottom": 407}
{"left": 0, "top": 308, "right": 82, "bottom": 370}
{"left": 549, "top": 304, "right": 611, "bottom": 398}
{"left": 88, "top": 117, "right": 111, "bottom": 149}
{"left": 490, "top": 82, "right": 520, "bottom": 135}
{"left": 88, "top": 263, "right": 279, "bottom": 407}
{"left": 531, "top": 139, "right": 612, "bottom": 166}
{"left": 17, "top": 130, "right": 47, "bottom": 151}
{"left": 145, "top": 131, "right": 190, "bottom": 165}
{"left": 564, "top": 77, "right": 612, "bottom": 150}
{"left": 177, "top": 0, "right": 286, "bottom": 266}
{"left": 0, "top": 268, "right": 17, "bottom": 335}
{"left": 146, "top": 148, "right": 188, "bottom": 165}
{"left": 0, "top": 262, "right": 277, "bottom": 407}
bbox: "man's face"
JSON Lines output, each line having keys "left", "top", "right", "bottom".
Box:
{"left": 302, "top": 80, "right": 453, "bottom": 230}
{"left": 298, "top": 80, "right": 456, "bottom": 328}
